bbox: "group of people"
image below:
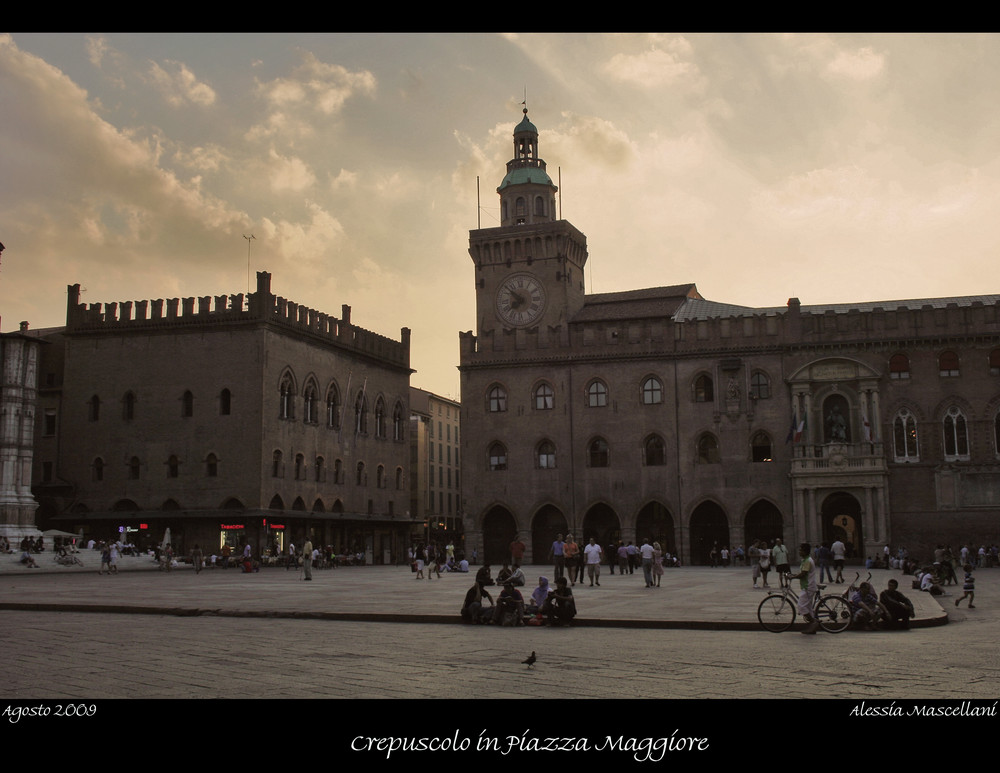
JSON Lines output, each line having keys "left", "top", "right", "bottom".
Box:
{"left": 537, "top": 533, "right": 675, "bottom": 588}
{"left": 461, "top": 563, "right": 576, "bottom": 626}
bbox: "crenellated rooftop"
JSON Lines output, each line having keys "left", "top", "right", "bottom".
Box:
{"left": 64, "top": 270, "right": 410, "bottom": 369}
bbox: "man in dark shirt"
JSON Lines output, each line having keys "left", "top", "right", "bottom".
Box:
{"left": 879, "top": 578, "right": 915, "bottom": 629}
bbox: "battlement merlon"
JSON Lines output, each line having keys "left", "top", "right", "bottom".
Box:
{"left": 64, "top": 271, "right": 411, "bottom": 369}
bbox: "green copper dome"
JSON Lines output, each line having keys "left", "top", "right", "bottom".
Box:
{"left": 498, "top": 167, "right": 554, "bottom": 190}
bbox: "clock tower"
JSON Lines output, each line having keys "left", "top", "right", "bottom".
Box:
{"left": 469, "top": 108, "right": 588, "bottom": 337}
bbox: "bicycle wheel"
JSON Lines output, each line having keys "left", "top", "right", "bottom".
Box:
{"left": 758, "top": 594, "right": 796, "bottom": 632}
{"left": 815, "top": 595, "right": 852, "bottom": 633}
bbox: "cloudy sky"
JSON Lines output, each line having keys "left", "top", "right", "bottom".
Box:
{"left": 2, "top": 33, "right": 999, "bottom": 398}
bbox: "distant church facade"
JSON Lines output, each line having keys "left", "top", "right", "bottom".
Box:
{"left": 459, "top": 109, "right": 1000, "bottom": 565}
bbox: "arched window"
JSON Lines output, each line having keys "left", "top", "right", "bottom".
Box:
{"left": 303, "top": 382, "right": 318, "bottom": 424}
{"left": 356, "top": 461, "right": 366, "bottom": 486}
{"left": 537, "top": 440, "right": 556, "bottom": 469}
{"left": 588, "top": 437, "right": 609, "bottom": 467}
{"left": 128, "top": 456, "right": 141, "bottom": 479}
{"left": 697, "top": 434, "right": 720, "bottom": 464}
{"left": 893, "top": 409, "right": 919, "bottom": 462}
{"left": 294, "top": 453, "right": 305, "bottom": 480}
{"left": 889, "top": 354, "right": 910, "bottom": 380}
{"left": 644, "top": 434, "right": 665, "bottom": 466}
{"left": 534, "top": 195, "right": 545, "bottom": 216}
{"left": 374, "top": 397, "right": 386, "bottom": 438}
{"left": 181, "top": 390, "right": 194, "bottom": 418}
{"left": 694, "top": 375, "right": 714, "bottom": 403}
{"left": 333, "top": 458, "right": 343, "bottom": 484}
{"left": 167, "top": 454, "right": 179, "bottom": 478}
{"left": 751, "top": 432, "right": 772, "bottom": 463}
{"left": 534, "top": 383, "right": 554, "bottom": 410}
{"left": 315, "top": 456, "right": 325, "bottom": 482}
{"left": 206, "top": 453, "right": 219, "bottom": 477}
{"left": 642, "top": 377, "right": 662, "bottom": 405}
{"left": 220, "top": 388, "right": 232, "bottom": 415}
{"left": 93, "top": 457, "right": 104, "bottom": 482}
{"left": 326, "top": 386, "right": 340, "bottom": 429}
{"left": 393, "top": 402, "right": 405, "bottom": 440}
{"left": 272, "top": 450, "right": 283, "bottom": 478}
{"left": 123, "top": 391, "right": 136, "bottom": 421}
{"left": 488, "top": 442, "right": 508, "bottom": 471}
{"left": 943, "top": 406, "right": 969, "bottom": 460}
{"left": 395, "top": 467, "right": 404, "bottom": 490}
{"left": 750, "top": 372, "right": 771, "bottom": 399}
{"left": 376, "top": 464, "right": 386, "bottom": 488}
{"left": 939, "top": 351, "right": 960, "bottom": 377}
{"left": 587, "top": 380, "right": 608, "bottom": 408}
{"left": 279, "top": 375, "right": 295, "bottom": 419}
{"left": 488, "top": 385, "right": 507, "bottom": 413}
{"left": 88, "top": 395, "right": 100, "bottom": 422}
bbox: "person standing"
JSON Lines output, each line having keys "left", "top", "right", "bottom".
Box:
{"left": 108, "top": 541, "right": 120, "bottom": 575}
{"left": 286, "top": 542, "right": 297, "bottom": 570}
{"left": 955, "top": 564, "right": 976, "bottom": 608}
{"left": 563, "top": 534, "right": 580, "bottom": 585}
{"left": 771, "top": 538, "right": 790, "bottom": 588}
{"left": 817, "top": 543, "right": 834, "bottom": 583}
{"left": 652, "top": 542, "right": 664, "bottom": 587}
{"left": 584, "top": 537, "right": 603, "bottom": 587}
{"left": 787, "top": 542, "right": 820, "bottom": 634}
{"left": 831, "top": 537, "right": 846, "bottom": 583}
{"left": 191, "top": 544, "right": 204, "bottom": 574}
{"left": 639, "top": 538, "right": 655, "bottom": 587}
{"left": 509, "top": 534, "right": 526, "bottom": 566}
{"left": 302, "top": 536, "right": 313, "bottom": 580}
{"left": 548, "top": 533, "right": 565, "bottom": 580}
{"left": 758, "top": 541, "right": 771, "bottom": 588}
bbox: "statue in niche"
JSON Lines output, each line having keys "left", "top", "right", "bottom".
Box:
{"left": 826, "top": 404, "right": 848, "bottom": 442}
{"left": 727, "top": 378, "right": 740, "bottom": 400}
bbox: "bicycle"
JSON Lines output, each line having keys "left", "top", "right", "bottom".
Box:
{"left": 757, "top": 582, "right": 852, "bottom": 633}
{"left": 53, "top": 552, "right": 84, "bottom": 567}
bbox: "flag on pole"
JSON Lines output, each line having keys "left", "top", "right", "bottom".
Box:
{"left": 786, "top": 411, "right": 797, "bottom": 444}
{"left": 794, "top": 414, "right": 806, "bottom": 444}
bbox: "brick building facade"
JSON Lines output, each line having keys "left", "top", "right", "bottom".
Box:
{"left": 32, "top": 271, "right": 417, "bottom": 563}
{"left": 460, "top": 110, "right": 1000, "bottom": 566}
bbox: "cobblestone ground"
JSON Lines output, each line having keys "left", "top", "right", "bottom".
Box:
{"left": 2, "top": 606, "right": 997, "bottom": 700}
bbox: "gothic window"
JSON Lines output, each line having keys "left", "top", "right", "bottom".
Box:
{"left": 272, "top": 450, "right": 283, "bottom": 478}
{"left": 167, "top": 454, "right": 179, "bottom": 478}
{"left": 396, "top": 467, "right": 404, "bottom": 490}
{"left": 943, "top": 406, "right": 969, "bottom": 460}
{"left": 303, "top": 382, "right": 318, "bottom": 424}
{"left": 279, "top": 375, "right": 295, "bottom": 419}
{"left": 181, "top": 390, "right": 194, "bottom": 418}
{"left": 587, "top": 380, "right": 608, "bottom": 408}
{"left": 588, "top": 437, "right": 609, "bottom": 468}
{"left": 356, "top": 461, "right": 366, "bottom": 486}
{"left": 88, "top": 395, "right": 100, "bottom": 422}
{"left": 326, "top": 385, "right": 341, "bottom": 429}
{"left": 697, "top": 434, "right": 721, "bottom": 464}
{"left": 334, "top": 458, "right": 343, "bottom": 484}
{"left": 534, "top": 383, "right": 554, "bottom": 410}
{"left": 295, "top": 453, "right": 305, "bottom": 480}
{"left": 751, "top": 432, "right": 772, "bottom": 463}
{"left": 374, "top": 397, "right": 386, "bottom": 438}
{"left": 642, "top": 377, "right": 663, "bottom": 405}
{"left": 889, "top": 354, "right": 910, "bottom": 380}
{"left": 488, "top": 442, "right": 508, "bottom": 471}
{"left": 694, "top": 375, "right": 714, "bottom": 403}
{"left": 537, "top": 440, "right": 556, "bottom": 469}
{"left": 220, "top": 388, "right": 232, "bottom": 415}
{"left": 488, "top": 385, "right": 507, "bottom": 413}
{"left": 939, "top": 351, "right": 960, "bottom": 377}
{"left": 377, "top": 464, "right": 386, "bottom": 488}
{"left": 206, "top": 453, "right": 219, "bottom": 477}
{"left": 750, "top": 371, "right": 771, "bottom": 399}
{"left": 644, "top": 434, "right": 665, "bottom": 466}
{"left": 128, "top": 456, "right": 141, "bottom": 480}
{"left": 123, "top": 391, "right": 136, "bottom": 421}
{"left": 93, "top": 457, "right": 104, "bottom": 482}
{"left": 393, "top": 402, "right": 405, "bottom": 440}
{"left": 893, "top": 409, "right": 919, "bottom": 462}
{"left": 315, "top": 456, "right": 325, "bottom": 483}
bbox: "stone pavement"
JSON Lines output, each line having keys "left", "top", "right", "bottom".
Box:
{"left": 0, "top": 551, "right": 957, "bottom": 628}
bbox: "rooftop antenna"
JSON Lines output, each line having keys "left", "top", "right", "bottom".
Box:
{"left": 243, "top": 234, "right": 255, "bottom": 298}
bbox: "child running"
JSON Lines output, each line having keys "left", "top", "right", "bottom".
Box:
{"left": 955, "top": 563, "right": 976, "bottom": 608}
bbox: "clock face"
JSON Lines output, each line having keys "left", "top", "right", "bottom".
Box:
{"left": 495, "top": 273, "right": 546, "bottom": 327}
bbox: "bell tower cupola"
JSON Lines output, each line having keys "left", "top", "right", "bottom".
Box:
{"left": 498, "top": 107, "right": 558, "bottom": 227}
